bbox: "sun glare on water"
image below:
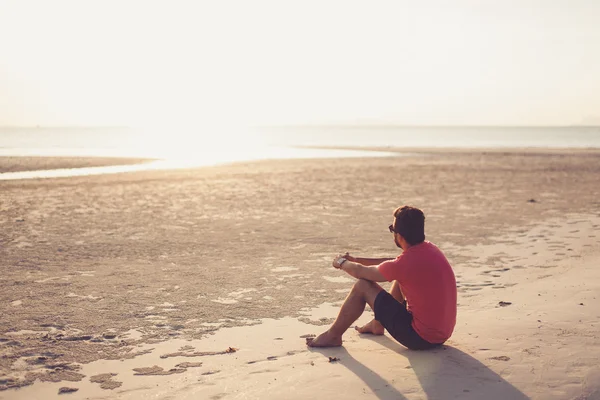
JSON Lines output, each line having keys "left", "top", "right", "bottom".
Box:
{"left": 125, "top": 124, "right": 274, "bottom": 166}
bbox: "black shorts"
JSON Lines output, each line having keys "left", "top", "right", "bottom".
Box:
{"left": 373, "top": 290, "right": 441, "bottom": 350}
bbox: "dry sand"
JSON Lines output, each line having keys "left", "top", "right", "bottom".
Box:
{"left": 1, "top": 149, "right": 600, "bottom": 399}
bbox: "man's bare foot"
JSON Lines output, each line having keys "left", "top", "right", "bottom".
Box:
{"left": 355, "top": 319, "right": 385, "bottom": 335}
{"left": 306, "top": 330, "right": 342, "bottom": 347}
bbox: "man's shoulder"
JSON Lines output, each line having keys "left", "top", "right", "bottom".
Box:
{"left": 408, "top": 241, "right": 438, "bottom": 254}
{"left": 411, "top": 241, "right": 451, "bottom": 263}
{"left": 420, "top": 241, "right": 444, "bottom": 254}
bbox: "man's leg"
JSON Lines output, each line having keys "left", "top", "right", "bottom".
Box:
{"left": 389, "top": 280, "right": 405, "bottom": 303}
{"left": 356, "top": 280, "right": 404, "bottom": 335}
{"left": 306, "top": 279, "right": 384, "bottom": 347}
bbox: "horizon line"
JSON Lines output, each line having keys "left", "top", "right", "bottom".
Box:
{"left": 0, "top": 124, "right": 599, "bottom": 129}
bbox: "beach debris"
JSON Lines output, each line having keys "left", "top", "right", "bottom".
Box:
{"left": 300, "top": 334, "right": 316, "bottom": 339}
{"left": 90, "top": 373, "right": 122, "bottom": 390}
{"left": 0, "top": 377, "right": 35, "bottom": 391}
{"left": 160, "top": 346, "right": 238, "bottom": 359}
{"left": 58, "top": 387, "right": 79, "bottom": 394}
{"left": 490, "top": 356, "right": 511, "bottom": 361}
{"left": 328, "top": 357, "right": 340, "bottom": 363}
{"left": 298, "top": 316, "right": 335, "bottom": 326}
{"left": 26, "top": 356, "right": 49, "bottom": 365}
{"left": 161, "top": 351, "right": 209, "bottom": 358}
{"left": 44, "top": 362, "right": 79, "bottom": 371}
{"left": 102, "top": 333, "right": 117, "bottom": 339}
{"left": 133, "top": 366, "right": 186, "bottom": 376}
{"left": 498, "top": 301, "right": 512, "bottom": 307}
{"left": 90, "top": 373, "right": 116, "bottom": 381}
{"left": 60, "top": 335, "right": 93, "bottom": 342}
{"left": 35, "top": 369, "right": 85, "bottom": 383}
{"left": 579, "top": 303, "right": 584, "bottom": 306}
{"left": 175, "top": 362, "right": 203, "bottom": 368}
{"left": 527, "top": 198, "right": 537, "bottom": 203}
{"left": 274, "top": 337, "right": 284, "bottom": 340}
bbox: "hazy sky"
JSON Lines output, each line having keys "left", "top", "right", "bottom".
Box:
{"left": 1, "top": 0, "right": 599, "bottom": 127}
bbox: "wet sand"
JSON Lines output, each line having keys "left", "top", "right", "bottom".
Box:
{"left": 1, "top": 149, "right": 600, "bottom": 399}
{"left": 0, "top": 156, "right": 154, "bottom": 174}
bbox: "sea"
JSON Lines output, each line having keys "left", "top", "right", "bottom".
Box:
{"left": 1, "top": 126, "right": 599, "bottom": 180}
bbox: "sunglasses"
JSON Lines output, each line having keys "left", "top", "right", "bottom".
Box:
{"left": 388, "top": 224, "right": 396, "bottom": 234}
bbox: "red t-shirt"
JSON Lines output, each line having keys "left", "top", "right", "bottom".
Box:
{"left": 377, "top": 241, "right": 457, "bottom": 344}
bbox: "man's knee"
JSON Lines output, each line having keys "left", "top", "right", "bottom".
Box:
{"left": 353, "top": 279, "right": 381, "bottom": 295}
{"left": 353, "top": 279, "right": 384, "bottom": 307}
{"left": 353, "top": 278, "right": 372, "bottom": 292}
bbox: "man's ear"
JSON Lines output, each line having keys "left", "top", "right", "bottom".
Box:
{"left": 398, "top": 234, "right": 407, "bottom": 247}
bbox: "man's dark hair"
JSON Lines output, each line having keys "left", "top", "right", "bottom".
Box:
{"left": 393, "top": 206, "right": 426, "bottom": 245}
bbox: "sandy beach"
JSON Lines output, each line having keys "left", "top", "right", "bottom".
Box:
{"left": 1, "top": 149, "right": 600, "bottom": 399}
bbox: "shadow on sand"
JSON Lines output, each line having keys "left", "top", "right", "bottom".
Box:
{"left": 309, "top": 335, "right": 528, "bottom": 400}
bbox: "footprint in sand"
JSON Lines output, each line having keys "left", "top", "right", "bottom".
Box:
{"left": 271, "top": 266, "right": 299, "bottom": 273}
{"left": 58, "top": 387, "right": 79, "bottom": 394}
{"left": 490, "top": 355, "right": 511, "bottom": 361}
{"left": 201, "top": 370, "right": 220, "bottom": 376}
{"left": 249, "top": 369, "right": 277, "bottom": 374}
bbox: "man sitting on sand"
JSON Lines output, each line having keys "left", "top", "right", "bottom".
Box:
{"left": 306, "top": 206, "right": 457, "bottom": 350}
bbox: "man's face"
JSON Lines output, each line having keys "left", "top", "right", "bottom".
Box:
{"left": 391, "top": 220, "right": 402, "bottom": 249}
{"left": 394, "top": 233, "right": 402, "bottom": 249}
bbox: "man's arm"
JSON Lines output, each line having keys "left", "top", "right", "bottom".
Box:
{"left": 345, "top": 253, "right": 395, "bottom": 266}
{"left": 335, "top": 260, "right": 388, "bottom": 282}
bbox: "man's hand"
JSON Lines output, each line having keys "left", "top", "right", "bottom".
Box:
{"left": 332, "top": 254, "right": 347, "bottom": 269}
{"left": 344, "top": 252, "right": 356, "bottom": 262}
{"left": 332, "top": 253, "right": 388, "bottom": 282}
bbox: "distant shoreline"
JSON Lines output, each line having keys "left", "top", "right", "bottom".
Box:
{"left": 2, "top": 147, "right": 600, "bottom": 179}
{"left": 0, "top": 156, "right": 155, "bottom": 174}
{"left": 1, "top": 124, "right": 599, "bottom": 129}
